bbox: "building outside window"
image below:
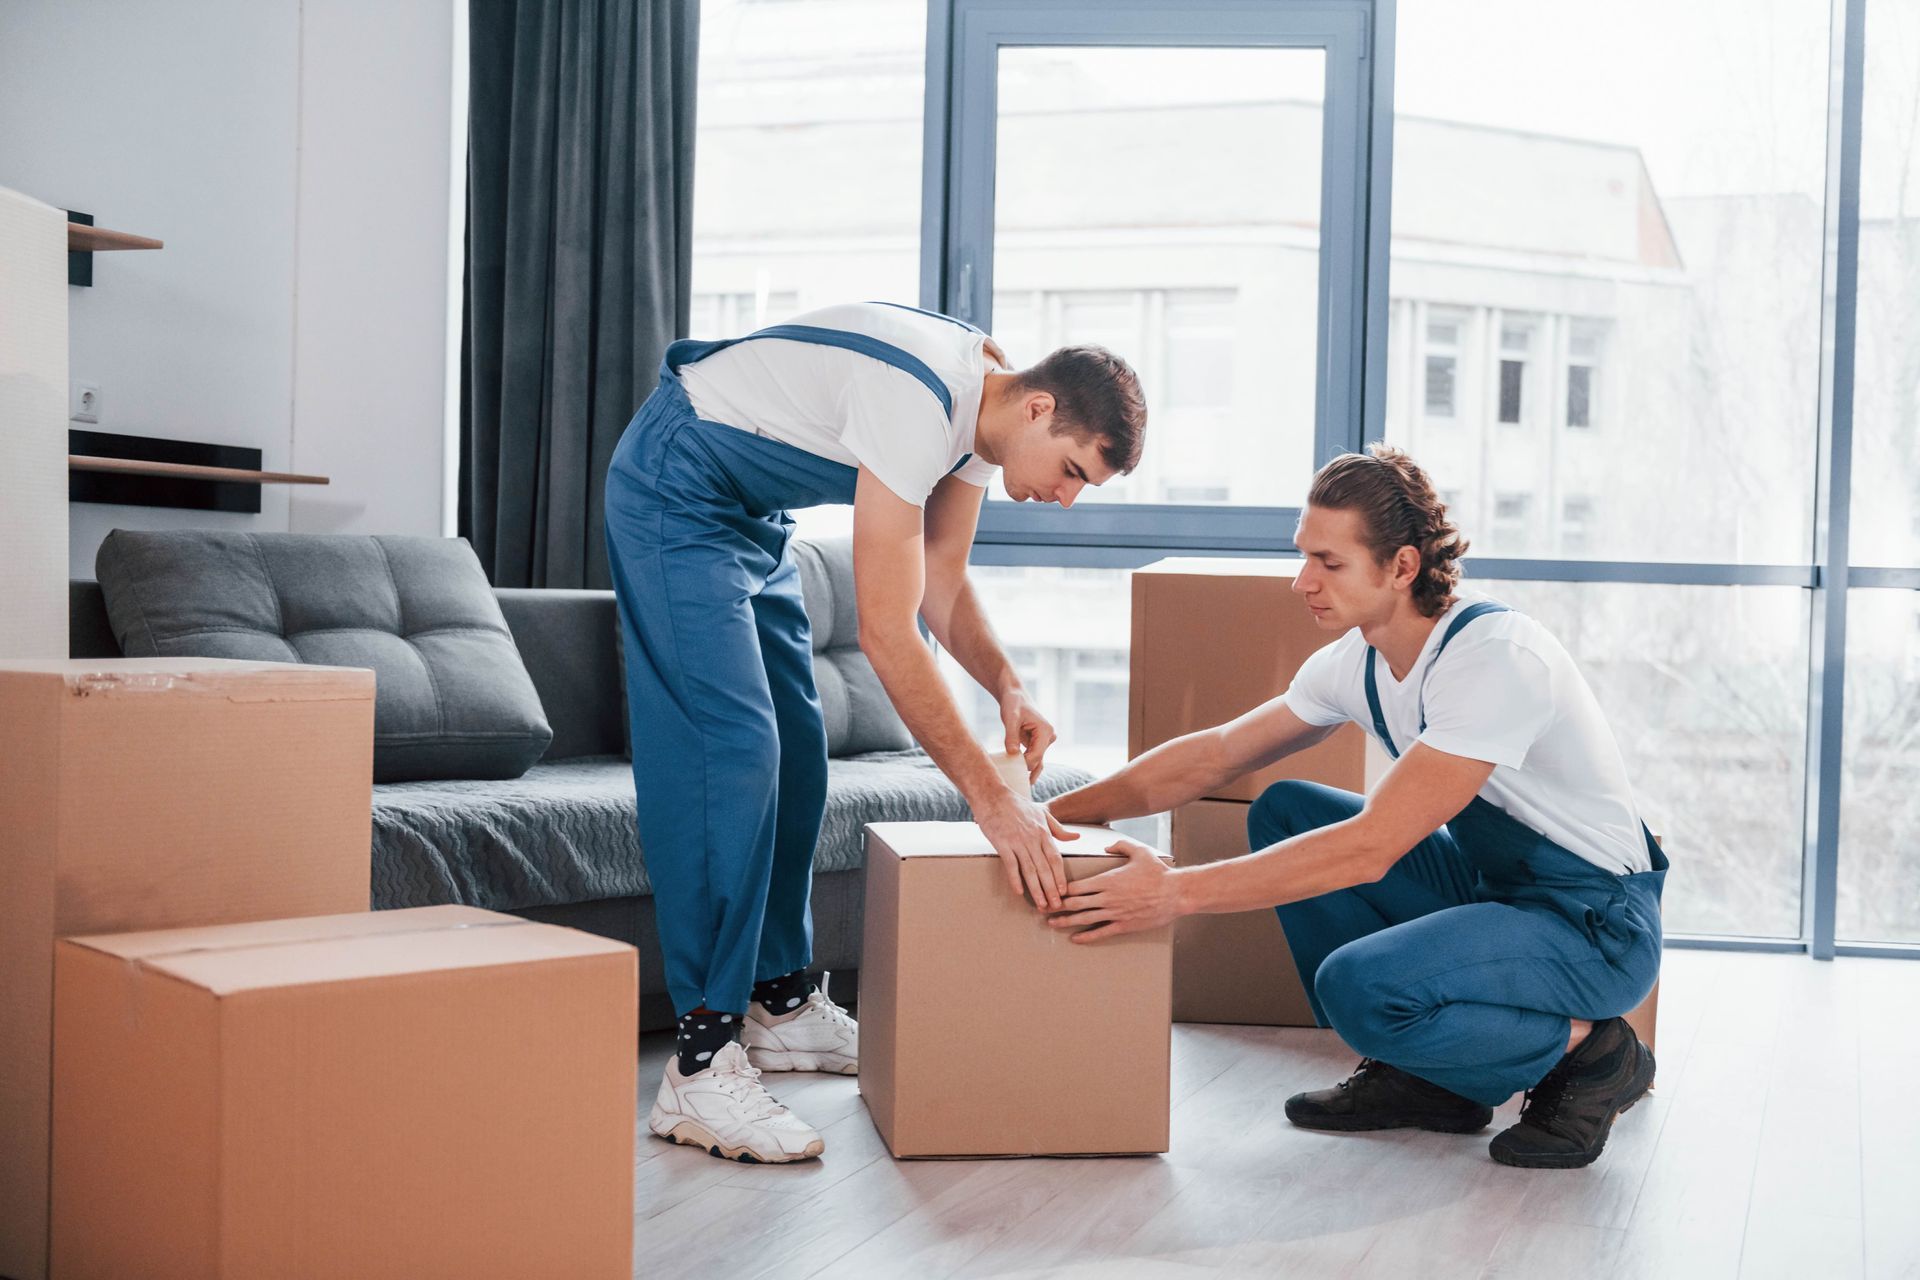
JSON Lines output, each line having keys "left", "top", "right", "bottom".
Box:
{"left": 1424, "top": 309, "right": 1464, "bottom": 419}
{"left": 1497, "top": 315, "right": 1538, "bottom": 425}
{"left": 1567, "top": 320, "right": 1605, "bottom": 429}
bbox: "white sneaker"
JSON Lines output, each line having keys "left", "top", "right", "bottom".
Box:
{"left": 647, "top": 1042, "right": 825, "bottom": 1163}
{"left": 743, "top": 976, "right": 859, "bottom": 1075}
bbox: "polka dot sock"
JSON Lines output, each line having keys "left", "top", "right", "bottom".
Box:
{"left": 750, "top": 968, "right": 812, "bottom": 1020}
{"left": 674, "top": 1008, "right": 738, "bottom": 1077}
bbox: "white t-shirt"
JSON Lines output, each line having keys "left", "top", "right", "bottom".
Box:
{"left": 1282, "top": 591, "right": 1653, "bottom": 875}
{"left": 677, "top": 301, "right": 1003, "bottom": 507}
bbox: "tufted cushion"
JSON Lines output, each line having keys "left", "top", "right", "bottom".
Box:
{"left": 790, "top": 538, "right": 915, "bottom": 756}
{"left": 96, "top": 531, "right": 552, "bottom": 783}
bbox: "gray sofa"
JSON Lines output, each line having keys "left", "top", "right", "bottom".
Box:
{"left": 69, "top": 536, "right": 1092, "bottom": 1030}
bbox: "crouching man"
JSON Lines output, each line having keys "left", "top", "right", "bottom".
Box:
{"left": 1045, "top": 445, "right": 1667, "bottom": 1169}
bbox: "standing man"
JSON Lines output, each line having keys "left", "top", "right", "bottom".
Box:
{"left": 606, "top": 301, "right": 1146, "bottom": 1163}
{"left": 1045, "top": 445, "right": 1667, "bottom": 1170}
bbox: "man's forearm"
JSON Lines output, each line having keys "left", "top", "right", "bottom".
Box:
{"left": 862, "top": 624, "right": 1007, "bottom": 807}
{"left": 1049, "top": 729, "right": 1234, "bottom": 824}
{"left": 921, "top": 573, "right": 1019, "bottom": 699}
{"left": 1174, "top": 817, "right": 1390, "bottom": 915}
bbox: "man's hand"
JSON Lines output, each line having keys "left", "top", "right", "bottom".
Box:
{"left": 1044, "top": 838, "right": 1180, "bottom": 943}
{"left": 998, "top": 689, "right": 1057, "bottom": 783}
{"left": 976, "top": 791, "right": 1079, "bottom": 909}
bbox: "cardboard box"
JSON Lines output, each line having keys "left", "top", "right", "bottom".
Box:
{"left": 1170, "top": 799, "right": 1317, "bottom": 1026}
{"left": 0, "top": 658, "right": 376, "bottom": 1280}
{"left": 1169, "top": 799, "right": 1661, "bottom": 1048}
{"left": 1129, "top": 558, "right": 1367, "bottom": 803}
{"left": 52, "top": 905, "right": 637, "bottom": 1280}
{"left": 860, "top": 822, "right": 1172, "bottom": 1157}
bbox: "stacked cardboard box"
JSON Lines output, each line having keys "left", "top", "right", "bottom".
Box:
{"left": 52, "top": 906, "right": 636, "bottom": 1279}
{"left": 0, "top": 658, "right": 377, "bottom": 1280}
{"left": 860, "top": 822, "right": 1172, "bottom": 1158}
{"left": 1129, "top": 559, "right": 1659, "bottom": 1050}
{"left": 1130, "top": 559, "right": 1363, "bottom": 1027}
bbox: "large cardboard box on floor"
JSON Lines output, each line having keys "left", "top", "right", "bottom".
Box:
{"left": 1170, "top": 800, "right": 1317, "bottom": 1026}
{"left": 1169, "top": 799, "right": 1662, "bottom": 1048}
{"left": 1130, "top": 557, "right": 1368, "bottom": 804}
{"left": 861, "top": 822, "right": 1172, "bottom": 1158}
{"left": 52, "top": 905, "right": 637, "bottom": 1280}
{"left": 0, "top": 658, "right": 376, "bottom": 1280}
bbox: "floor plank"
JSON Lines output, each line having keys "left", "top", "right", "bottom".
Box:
{"left": 623, "top": 950, "right": 1916, "bottom": 1279}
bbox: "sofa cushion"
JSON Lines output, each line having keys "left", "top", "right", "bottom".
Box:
{"left": 367, "top": 751, "right": 1095, "bottom": 911}
{"left": 791, "top": 538, "right": 915, "bottom": 755}
{"left": 96, "top": 531, "right": 552, "bottom": 783}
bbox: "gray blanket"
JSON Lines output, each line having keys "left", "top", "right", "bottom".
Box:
{"left": 370, "top": 750, "right": 1095, "bottom": 912}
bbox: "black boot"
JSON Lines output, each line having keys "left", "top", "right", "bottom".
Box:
{"left": 1489, "top": 1017, "right": 1655, "bottom": 1169}
{"left": 1285, "top": 1058, "right": 1495, "bottom": 1134}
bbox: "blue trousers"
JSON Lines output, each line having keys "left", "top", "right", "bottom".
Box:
{"left": 604, "top": 365, "right": 856, "bottom": 1017}
{"left": 1255, "top": 780, "right": 1664, "bottom": 1106}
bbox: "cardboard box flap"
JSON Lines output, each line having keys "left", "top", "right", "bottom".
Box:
{"left": 1136, "top": 556, "right": 1305, "bottom": 579}
{"left": 867, "top": 822, "right": 1145, "bottom": 859}
{"left": 0, "top": 657, "right": 374, "bottom": 701}
{"left": 63, "top": 905, "right": 631, "bottom": 996}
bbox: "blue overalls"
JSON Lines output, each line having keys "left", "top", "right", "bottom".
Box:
{"left": 1254, "top": 603, "right": 1670, "bottom": 1106}
{"left": 603, "top": 320, "right": 976, "bottom": 1017}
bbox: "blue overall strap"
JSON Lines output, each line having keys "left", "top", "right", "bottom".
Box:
{"left": 1363, "top": 601, "right": 1513, "bottom": 759}
{"left": 865, "top": 300, "right": 985, "bottom": 335}
{"left": 745, "top": 324, "right": 954, "bottom": 416}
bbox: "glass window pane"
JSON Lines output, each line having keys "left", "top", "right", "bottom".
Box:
{"left": 1837, "top": 589, "right": 1920, "bottom": 942}
{"left": 1851, "top": 0, "right": 1920, "bottom": 567}
{"left": 992, "top": 46, "right": 1327, "bottom": 510}
{"left": 690, "top": 0, "right": 926, "bottom": 544}
{"left": 1425, "top": 355, "right": 1457, "bottom": 416}
{"left": 1384, "top": 0, "right": 1830, "bottom": 561}
{"left": 1485, "top": 581, "right": 1809, "bottom": 937}
{"left": 935, "top": 566, "right": 1133, "bottom": 776}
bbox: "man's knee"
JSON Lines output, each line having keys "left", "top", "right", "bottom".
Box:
{"left": 1314, "top": 943, "right": 1400, "bottom": 1056}
{"left": 1248, "top": 779, "right": 1361, "bottom": 848}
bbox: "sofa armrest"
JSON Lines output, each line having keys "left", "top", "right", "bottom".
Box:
{"left": 494, "top": 589, "right": 625, "bottom": 761}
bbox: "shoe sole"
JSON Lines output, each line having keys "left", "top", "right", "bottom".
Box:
{"left": 1488, "top": 1044, "right": 1657, "bottom": 1170}
{"left": 647, "top": 1112, "right": 824, "bottom": 1164}
{"left": 746, "top": 1047, "right": 858, "bottom": 1076}
{"left": 1287, "top": 1109, "right": 1493, "bottom": 1135}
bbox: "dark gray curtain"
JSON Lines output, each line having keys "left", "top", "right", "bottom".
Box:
{"left": 462, "top": 0, "right": 698, "bottom": 588}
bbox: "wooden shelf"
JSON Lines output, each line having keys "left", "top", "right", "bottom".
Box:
{"left": 68, "top": 455, "right": 328, "bottom": 486}
{"left": 67, "top": 225, "right": 163, "bottom": 252}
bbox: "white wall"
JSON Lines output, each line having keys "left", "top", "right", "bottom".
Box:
{"left": 0, "top": 0, "right": 459, "bottom": 580}
{"left": 0, "top": 189, "right": 69, "bottom": 658}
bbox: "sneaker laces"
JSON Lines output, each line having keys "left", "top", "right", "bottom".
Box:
{"left": 705, "top": 1046, "right": 789, "bottom": 1122}
{"left": 804, "top": 973, "right": 856, "bottom": 1030}
{"left": 1518, "top": 1061, "right": 1577, "bottom": 1132}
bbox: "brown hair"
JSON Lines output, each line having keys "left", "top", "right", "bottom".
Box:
{"left": 1013, "top": 345, "right": 1147, "bottom": 475}
{"left": 1306, "top": 445, "right": 1469, "bottom": 617}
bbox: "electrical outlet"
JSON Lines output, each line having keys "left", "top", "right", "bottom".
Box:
{"left": 71, "top": 381, "right": 101, "bottom": 424}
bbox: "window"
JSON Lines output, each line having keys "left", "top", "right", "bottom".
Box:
{"left": 1838, "top": 591, "right": 1920, "bottom": 942}
{"left": 1423, "top": 310, "right": 1464, "bottom": 418}
{"left": 690, "top": 0, "right": 927, "bottom": 542}
{"left": 990, "top": 45, "right": 1327, "bottom": 514}
{"left": 1497, "top": 318, "right": 1537, "bottom": 426}
{"left": 1491, "top": 491, "right": 1531, "bottom": 549}
{"left": 1567, "top": 321, "right": 1604, "bottom": 429}
{"left": 983, "top": 288, "right": 1252, "bottom": 508}
{"left": 1386, "top": 1, "right": 1828, "bottom": 563}
{"left": 935, "top": 566, "right": 1134, "bottom": 776}
{"left": 1560, "top": 495, "right": 1595, "bottom": 555}
{"left": 688, "top": 290, "right": 800, "bottom": 338}
{"left": 1849, "top": 0, "right": 1920, "bottom": 568}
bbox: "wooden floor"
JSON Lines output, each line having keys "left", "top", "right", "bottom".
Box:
{"left": 629, "top": 950, "right": 1920, "bottom": 1279}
